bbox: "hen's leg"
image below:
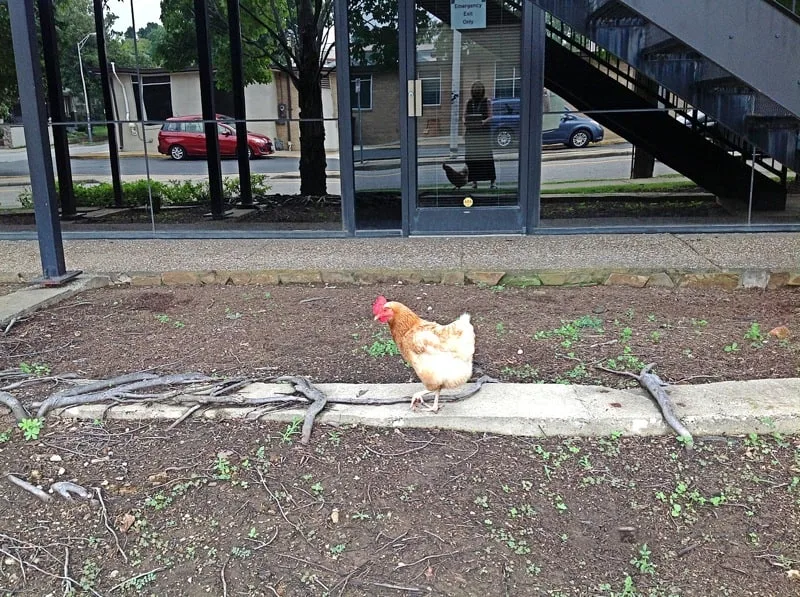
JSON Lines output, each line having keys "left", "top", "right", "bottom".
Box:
{"left": 421, "top": 389, "right": 441, "bottom": 412}
{"left": 410, "top": 389, "right": 429, "bottom": 410}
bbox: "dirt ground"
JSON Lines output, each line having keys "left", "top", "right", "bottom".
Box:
{"left": 1, "top": 282, "right": 799, "bottom": 596}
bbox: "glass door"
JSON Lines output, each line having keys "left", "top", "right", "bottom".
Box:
{"left": 410, "top": 0, "right": 525, "bottom": 234}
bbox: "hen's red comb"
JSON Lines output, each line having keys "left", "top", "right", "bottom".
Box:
{"left": 372, "top": 295, "right": 387, "bottom": 316}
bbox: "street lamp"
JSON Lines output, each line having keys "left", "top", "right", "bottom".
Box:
{"left": 77, "top": 32, "right": 96, "bottom": 143}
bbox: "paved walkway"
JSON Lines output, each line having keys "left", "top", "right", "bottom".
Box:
{"left": 0, "top": 232, "right": 798, "bottom": 288}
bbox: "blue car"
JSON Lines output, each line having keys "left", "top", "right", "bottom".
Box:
{"left": 490, "top": 98, "right": 604, "bottom": 149}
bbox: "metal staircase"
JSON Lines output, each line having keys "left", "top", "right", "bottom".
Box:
{"left": 531, "top": 0, "right": 800, "bottom": 174}
{"left": 542, "top": 16, "right": 786, "bottom": 209}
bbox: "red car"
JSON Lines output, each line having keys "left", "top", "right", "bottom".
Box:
{"left": 157, "top": 114, "right": 274, "bottom": 160}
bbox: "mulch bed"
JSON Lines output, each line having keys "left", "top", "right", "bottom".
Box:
{"left": 1, "top": 283, "right": 799, "bottom": 596}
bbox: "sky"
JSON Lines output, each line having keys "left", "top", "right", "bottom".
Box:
{"left": 108, "top": 0, "right": 162, "bottom": 33}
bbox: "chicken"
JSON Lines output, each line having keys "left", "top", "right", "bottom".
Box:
{"left": 372, "top": 296, "right": 475, "bottom": 412}
{"left": 442, "top": 163, "right": 469, "bottom": 189}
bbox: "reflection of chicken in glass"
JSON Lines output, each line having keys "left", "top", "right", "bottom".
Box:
{"left": 464, "top": 81, "right": 497, "bottom": 190}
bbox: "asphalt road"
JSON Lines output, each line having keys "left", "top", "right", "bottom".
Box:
{"left": 0, "top": 143, "right": 679, "bottom": 208}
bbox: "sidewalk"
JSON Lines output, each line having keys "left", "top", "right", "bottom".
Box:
{"left": 1, "top": 232, "right": 798, "bottom": 286}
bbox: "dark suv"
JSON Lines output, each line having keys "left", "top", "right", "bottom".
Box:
{"left": 157, "top": 115, "right": 274, "bottom": 160}
{"left": 490, "top": 98, "right": 604, "bottom": 149}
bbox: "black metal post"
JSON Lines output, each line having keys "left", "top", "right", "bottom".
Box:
{"left": 93, "top": 0, "right": 124, "bottom": 207}
{"left": 226, "top": 0, "right": 253, "bottom": 207}
{"left": 195, "top": 0, "right": 225, "bottom": 218}
{"left": 334, "top": 0, "right": 355, "bottom": 233}
{"left": 8, "top": 0, "right": 79, "bottom": 283}
{"left": 38, "top": 0, "right": 78, "bottom": 219}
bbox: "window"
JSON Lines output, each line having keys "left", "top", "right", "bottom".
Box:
{"left": 350, "top": 75, "right": 373, "bottom": 110}
{"left": 131, "top": 74, "right": 173, "bottom": 122}
{"left": 494, "top": 64, "right": 521, "bottom": 99}
{"left": 420, "top": 72, "right": 441, "bottom": 106}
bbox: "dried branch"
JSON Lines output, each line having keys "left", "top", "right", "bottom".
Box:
{"left": 51, "top": 482, "right": 92, "bottom": 501}
{"left": 6, "top": 474, "right": 53, "bottom": 503}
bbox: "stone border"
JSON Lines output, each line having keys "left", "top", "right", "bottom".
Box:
{"left": 2, "top": 269, "right": 799, "bottom": 291}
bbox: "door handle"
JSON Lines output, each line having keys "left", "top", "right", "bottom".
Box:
{"left": 407, "top": 79, "right": 422, "bottom": 117}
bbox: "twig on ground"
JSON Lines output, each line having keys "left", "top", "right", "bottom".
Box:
{"left": 220, "top": 558, "right": 229, "bottom": 597}
{"left": 0, "top": 390, "right": 30, "bottom": 421}
{"left": 6, "top": 474, "right": 53, "bottom": 503}
{"left": 298, "top": 297, "right": 330, "bottom": 304}
{"left": 95, "top": 487, "right": 127, "bottom": 563}
{"left": 595, "top": 362, "right": 694, "bottom": 451}
{"left": 365, "top": 437, "right": 435, "bottom": 457}
{"left": 256, "top": 468, "right": 309, "bottom": 544}
{"left": 166, "top": 404, "right": 203, "bottom": 430}
{"left": 62, "top": 547, "right": 72, "bottom": 597}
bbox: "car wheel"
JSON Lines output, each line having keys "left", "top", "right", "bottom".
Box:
{"left": 247, "top": 146, "right": 254, "bottom": 160}
{"left": 495, "top": 128, "right": 514, "bottom": 149}
{"left": 169, "top": 145, "right": 187, "bottom": 160}
{"left": 567, "top": 129, "right": 590, "bottom": 149}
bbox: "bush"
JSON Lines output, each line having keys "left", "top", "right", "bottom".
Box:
{"left": 16, "top": 176, "right": 271, "bottom": 210}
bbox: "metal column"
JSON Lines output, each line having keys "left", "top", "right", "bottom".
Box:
{"left": 194, "top": 0, "right": 225, "bottom": 218}
{"left": 38, "top": 0, "right": 77, "bottom": 219}
{"left": 334, "top": 0, "right": 355, "bottom": 233}
{"left": 521, "top": 3, "right": 545, "bottom": 232}
{"left": 93, "top": 0, "right": 124, "bottom": 207}
{"left": 8, "top": 0, "right": 80, "bottom": 283}
{"left": 226, "top": 0, "right": 253, "bottom": 207}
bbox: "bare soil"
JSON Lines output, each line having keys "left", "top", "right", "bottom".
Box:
{"left": 1, "top": 283, "right": 799, "bottom": 596}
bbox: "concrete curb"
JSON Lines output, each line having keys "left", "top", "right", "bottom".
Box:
{"left": 0, "top": 274, "right": 112, "bottom": 327}
{"left": 50, "top": 379, "right": 800, "bottom": 438}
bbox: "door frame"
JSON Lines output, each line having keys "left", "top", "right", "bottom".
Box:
{"left": 399, "top": 0, "right": 546, "bottom": 235}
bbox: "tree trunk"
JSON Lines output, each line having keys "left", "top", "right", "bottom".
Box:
{"left": 296, "top": 0, "right": 327, "bottom": 197}
{"left": 297, "top": 77, "right": 328, "bottom": 196}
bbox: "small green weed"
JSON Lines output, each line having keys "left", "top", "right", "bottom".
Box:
{"left": 17, "top": 418, "right": 43, "bottom": 441}
{"left": 724, "top": 342, "right": 740, "bottom": 353}
{"left": 281, "top": 418, "right": 302, "bottom": 444}
{"left": 0, "top": 429, "right": 10, "bottom": 443}
{"left": 225, "top": 307, "right": 243, "bottom": 320}
{"left": 501, "top": 364, "right": 539, "bottom": 381}
{"left": 19, "top": 361, "right": 51, "bottom": 376}
{"left": 631, "top": 544, "right": 656, "bottom": 575}
{"left": 363, "top": 331, "right": 400, "bottom": 357}
{"left": 328, "top": 543, "right": 346, "bottom": 558}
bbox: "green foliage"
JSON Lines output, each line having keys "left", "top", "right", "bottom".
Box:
{"left": 19, "top": 177, "right": 271, "bottom": 210}
{"left": 18, "top": 418, "right": 43, "bottom": 441}
{"left": 364, "top": 331, "right": 400, "bottom": 357}
{"left": 19, "top": 361, "right": 51, "bottom": 376}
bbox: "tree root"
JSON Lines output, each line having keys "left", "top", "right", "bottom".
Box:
{"left": 597, "top": 362, "right": 694, "bottom": 451}
{"left": 0, "top": 390, "right": 30, "bottom": 421}
{"left": 273, "top": 376, "right": 329, "bottom": 445}
{"left": 1, "top": 372, "right": 499, "bottom": 445}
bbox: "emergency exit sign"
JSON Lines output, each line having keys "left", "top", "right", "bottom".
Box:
{"left": 451, "top": 0, "right": 486, "bottom": 29}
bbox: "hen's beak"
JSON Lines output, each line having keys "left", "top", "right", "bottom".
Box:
{"left": 373, "top": 315, "right": 380, "bottom": 321}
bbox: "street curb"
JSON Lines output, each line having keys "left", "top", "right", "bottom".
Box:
{"left": 48, "top": 379, "right": 800, "bottom": 439}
